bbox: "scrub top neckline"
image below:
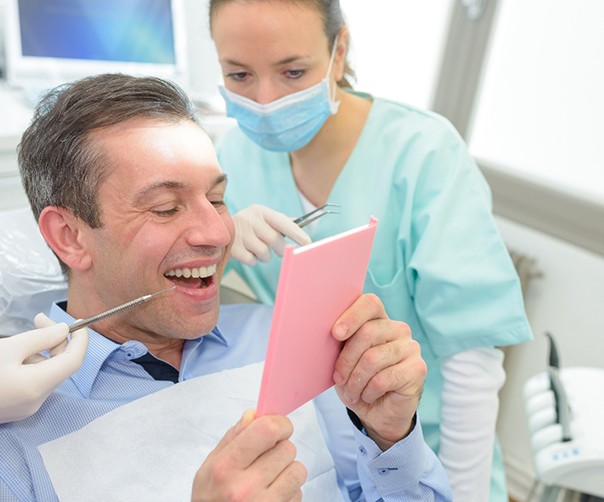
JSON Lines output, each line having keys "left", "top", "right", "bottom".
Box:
{"left": 286, "top": 90, "right": 380, "bottom": 233}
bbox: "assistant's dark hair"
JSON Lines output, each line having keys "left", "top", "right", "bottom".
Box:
{"left": 18, "top": 73, "right": 199, "bottom": 229}
{"left": 208, "top": 0, "right": 356, "bottom": 88}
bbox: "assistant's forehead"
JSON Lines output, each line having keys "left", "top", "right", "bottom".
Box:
{"left": 212, "top": 0, "right": 328, "bottom": 55}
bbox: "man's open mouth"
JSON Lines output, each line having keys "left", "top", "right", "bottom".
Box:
{"left": 164, "top": 264, "right": 217, "bottom": 289}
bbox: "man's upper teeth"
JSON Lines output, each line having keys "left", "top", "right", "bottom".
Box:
{"left": 165, "top": 264, "right": 216, "bottom": 278}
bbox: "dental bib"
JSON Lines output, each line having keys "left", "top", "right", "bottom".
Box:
{"left": 38, "top": 362, "right": 341, "bottom": 501}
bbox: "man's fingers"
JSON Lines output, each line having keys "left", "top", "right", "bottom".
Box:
{"left": 337, "top": 334, "right": 406, "bottom": 404}
{"left": 226, "top": 415, "right": 295, "bottom": 469}
{"left": 210, "top": 414, "right": 292, "bottom": 472}
{"left": 211, "top": 408, "right": 257, "bottom": 456}
{"left": 332, "top": 294, "right": 386, "bottom": 341}
{"left": 252, "top": 439, "right": 300, "bottom": 487}
{"left": 194, "top": 413, "right": 302, "bottom": 500}
{"left": 360, "top": 355, "right": 425, "bottom": 404}
{"left": 266, "top": 459, "right": 307, "bottom": 500}
{"left": 333, "top": 316, "right": 409, "bottom": 380}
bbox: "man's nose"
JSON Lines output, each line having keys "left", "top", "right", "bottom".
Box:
{"left": 184, "top": 201, "right": 232, "bottom": 248}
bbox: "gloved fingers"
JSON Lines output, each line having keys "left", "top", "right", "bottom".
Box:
{"left": 35, "top": 313, "right": 88, "bottom": 360}
{"left": 67, "top": 327, "right": 90, "bottom": 359}
{"left": 26, "top": 344, "right": 87, "bottom": 395}
{"left": 232, "top": 208, "right": 277, "bottom": 263}
{"left": 246, "top": 215, "right": 288, "bottom": 262}
{"left": 230, "top": 242, "right": 259, "bottom": 266}
{"left": 24, "top": 353, "right": 48, "bottom": 365}
{"left": 34, "top": 312, "right": 56, "bottom": 329}
{"left": 10, "top": 320, "right": 70, "bottom": 362}
{"left": 245, "top": 222, "right": 286, "bottom": 260}
{"left": 25, "top": 327, "right": 89, "bottom": 388}
{"left": 34, "top": 313, "right": 69, "bottom": 356}
{"left": 262, "top": 209, "right": 312, "bottom": 247}
{"left": 231, "top": 220, "right": 261, "bottom": 265}
{"left": 230, "top": 204, "right": 311, "bottom": 265}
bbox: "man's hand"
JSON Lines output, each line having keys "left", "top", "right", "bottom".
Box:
{"left": 0, "top": 313, "right": 89, "bottom": 424}
{"left": 331, "top": 294, "right": 426, "bottom": 451}
{"left": 191, "top": 409, "right": 307, "bottom": 501}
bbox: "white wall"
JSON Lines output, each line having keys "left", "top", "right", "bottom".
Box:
{"left": 181, "top": 0, "right": 222, "bottom": 108}
{"left": 494, "top": 215, "right": 604, "bottom": 499}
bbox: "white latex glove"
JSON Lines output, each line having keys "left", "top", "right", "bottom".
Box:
{"left": 0, "top": 313, "right": 89, "bottom": 424}
{"left": 231, "top": 204, "right": 312, "bottom": 265}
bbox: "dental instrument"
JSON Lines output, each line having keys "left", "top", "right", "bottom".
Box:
{"left": 68, "top": 286, "right": 176, "bottom": 333}
{"left": 294, "top": 203, "right": 341, "bottom": 229}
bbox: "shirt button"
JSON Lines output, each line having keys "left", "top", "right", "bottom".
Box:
{"left": 378, "top": 468, "right": 389, "bottom": 476}
{"left": 358, "top": 445, "right": 367, "bottom": 455}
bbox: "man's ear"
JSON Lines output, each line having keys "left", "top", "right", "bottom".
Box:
{"left": 38, "top": 206, "right": 93, "bottom": 271}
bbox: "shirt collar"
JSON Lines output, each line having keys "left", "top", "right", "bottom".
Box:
{"left": 50, "top": 302, "right": 121, "bottom": 397}
{"left": 49, "top": 301, "right": 229, "bottom": 397}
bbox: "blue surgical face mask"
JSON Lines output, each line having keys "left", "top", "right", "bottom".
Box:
{"left": 218, "top": 37, "right": 340, "bottom": 152}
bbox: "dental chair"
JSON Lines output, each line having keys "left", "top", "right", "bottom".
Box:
{"left": 523, "top": 334, "right": 604, "bottom": 501}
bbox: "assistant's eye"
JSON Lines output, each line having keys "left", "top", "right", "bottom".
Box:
{"left": 226, "top": 71, "right": 249, "bottom": 82}
{"left": 285, "top": 69, "right": 305, "bottom": 80}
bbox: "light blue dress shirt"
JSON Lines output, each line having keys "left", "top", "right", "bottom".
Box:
{"left": 0, "top": 302, "right": 451, "bottom": 501}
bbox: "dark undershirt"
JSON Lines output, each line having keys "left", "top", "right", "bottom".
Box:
{"left": 132, "top": 352, "right": 180, "bottom": 383}
{"left": 57, "top": 301, "right": 179, "bottom": 383}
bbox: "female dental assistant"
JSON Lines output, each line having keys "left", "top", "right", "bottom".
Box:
{"left": 209, "top": 1, "right": 532, "bottom": 500}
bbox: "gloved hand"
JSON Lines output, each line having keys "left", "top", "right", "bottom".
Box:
{"left": 231, "top": 204, "right": 312, "bottom": 265}
{"left": 0, "top": 313, "right": 89, "bottom": 424}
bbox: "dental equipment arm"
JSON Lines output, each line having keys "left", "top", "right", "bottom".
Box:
{"left": 0, "top": 314, "right": 88, "bottom": 424}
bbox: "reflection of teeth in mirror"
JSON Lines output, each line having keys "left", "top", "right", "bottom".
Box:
{"left": 164, "top": 264, "right": 216, "bottom": 279}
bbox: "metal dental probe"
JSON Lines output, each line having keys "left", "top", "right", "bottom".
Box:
{"left": 68, "top": 286, "right": 177, "bottom": 333}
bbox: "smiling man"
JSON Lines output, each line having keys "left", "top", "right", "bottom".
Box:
{"left": 0, "top": 74, "right": 451, "bottom": 501}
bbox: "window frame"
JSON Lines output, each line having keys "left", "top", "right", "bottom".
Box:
{"left": 431, "top": 0, "right": 604, "bottom": 256}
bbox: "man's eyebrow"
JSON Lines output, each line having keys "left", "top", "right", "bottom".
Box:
{"left": 132, "top": 174, "right": 228, "bottom": 204}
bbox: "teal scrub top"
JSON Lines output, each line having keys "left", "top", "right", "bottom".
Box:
{"left": 216, "top": 92, "right": 532, "bottom": 500}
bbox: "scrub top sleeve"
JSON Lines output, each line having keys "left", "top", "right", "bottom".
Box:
{"left": 407, "top": 127, "right": 532, "bottom": 357}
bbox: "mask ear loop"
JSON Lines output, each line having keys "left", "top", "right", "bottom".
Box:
{"left": 327, "top": 34, "right": 340, "bottom": 103}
